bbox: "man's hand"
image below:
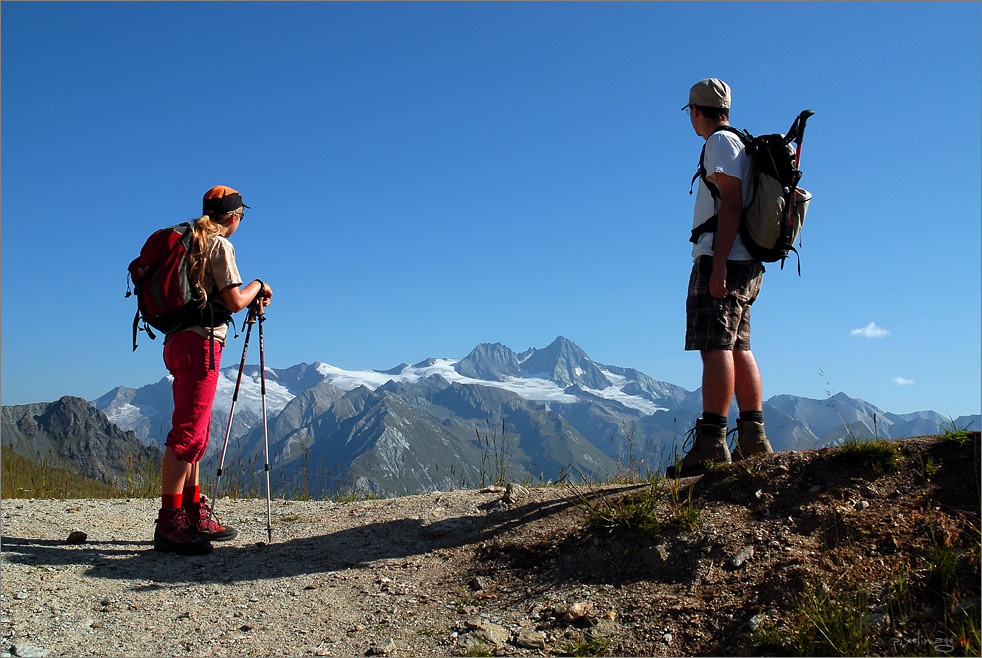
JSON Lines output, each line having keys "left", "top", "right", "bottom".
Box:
{"left": 710, "top": 257, "right": 728, "bottom": 299}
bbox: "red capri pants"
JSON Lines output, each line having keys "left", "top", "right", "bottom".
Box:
{"left": 164, "top": 331, "right": 223, "bottom": 463}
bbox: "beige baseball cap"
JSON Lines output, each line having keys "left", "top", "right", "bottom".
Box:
{"left": 682, "top": 78, "right": 731, "bottom": 110}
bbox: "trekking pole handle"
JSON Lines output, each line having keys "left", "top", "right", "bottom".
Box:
{"left": 251, "top": 279, "right": 268, "bottom": 317}
{"left": 794, "top": 110, "right": 815, "bottom": 146}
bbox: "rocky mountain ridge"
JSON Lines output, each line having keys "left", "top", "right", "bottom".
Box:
{"left": 6, "top": 337, "right": 978, "bottom": 497}
{"left": 1, "top": 396, "right": 161, "bottom": 488}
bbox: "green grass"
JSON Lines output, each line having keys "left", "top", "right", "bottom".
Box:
{"left": 663, "top": 479, "right": 701, "bottom": 531}
{"left": 453, "top": 590, "right": 489, "bottom": 609}
{"left": 939, "top": 417, "right": 974, "bottom": 446}
{"left": 1, "top": 433, "right": 398, "bottom": 503}
{"left": 274, "top": 514, "right": 302, "bottom": 524}
{"left": 570, "top": 474, "right": 701, "bottom": 539}
{"left": 751, "top": 518, "right": 981, "bottom": 657}
{"left": 827, "top": 437, "right": 904, "bottom": 474}
{"left": 561, "top": 636, "right": 612, "bottom": 656}
{"left": 750, "top": 622, "right": 789, "bottom": 655}
{"left": 750, "top": 579, "right": 872, "bottom": 656}
{"left": 919, "top": 521, "right": 981, "bottom": 656}
{"left": 1, "top": 448, "right": 161, "bottom": 499}
{"left": 576, "top": 484, "right": 663, "bottom": 536}
{"left": 795, "top": 580, "right": 873, "bottom": 656}
{"left": 747, "top": 428, "right": 980, "bottom": 657}
{"left": 477, "top": 418, "right": 509, "bottom": 488}
{"left": 883, "top": 525, "right": 981, "bottom": 656}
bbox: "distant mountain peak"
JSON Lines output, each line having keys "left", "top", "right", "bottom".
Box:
{"left": 454, "top": 343, "right": 521, "bottom": 381}
{"left": 378, "top": 363, "right": 411, "bottom": 376}
{"left": 2, "top": 396, "right": 160, "bottom": 486}
{"left": 517, "top": 337, "right": 610, "bottom": 390}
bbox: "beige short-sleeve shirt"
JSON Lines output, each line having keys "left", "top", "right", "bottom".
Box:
{"left": 182, "top": 234, "right": 243, "bottom": 344}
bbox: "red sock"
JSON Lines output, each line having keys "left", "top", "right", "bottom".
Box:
{"left": 161, "top": 493, "right": 182, "bottom": 510}
{"left": 182, "top": 485, "right": 201, "bottom": 505}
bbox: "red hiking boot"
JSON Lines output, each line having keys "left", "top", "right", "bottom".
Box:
{"left": 184, "top": 496, "right": 238, "bottom": 541}
{"left": 154, "top": 507, "right": 212, "bottom": 555}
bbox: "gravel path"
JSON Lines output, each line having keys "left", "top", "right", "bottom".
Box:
{"left": 2, "top": 488, "right": 540, "bottom": 657}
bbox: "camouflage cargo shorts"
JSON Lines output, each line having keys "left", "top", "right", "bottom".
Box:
{"left": 685, "top": 256, "right": 763, "bottom": 351}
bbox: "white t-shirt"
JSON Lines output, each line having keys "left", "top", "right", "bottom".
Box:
{"left": 691, "top": 130, "right": 754, "bottom": 261}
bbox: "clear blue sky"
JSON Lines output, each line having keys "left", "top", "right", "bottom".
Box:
{"left": 2, "top": 2, "right": 979, "bottom": 420}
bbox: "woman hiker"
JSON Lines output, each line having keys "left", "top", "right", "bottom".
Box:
{"left": 155, "top": 185, "right": 273, "bottom": 555}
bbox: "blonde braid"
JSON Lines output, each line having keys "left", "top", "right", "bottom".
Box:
{"left": 188, "top": 213, "right": 232, "bottom": 307}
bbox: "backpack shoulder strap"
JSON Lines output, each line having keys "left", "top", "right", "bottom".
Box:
{"left": 689, "top": 126, "right": 751, "bottom": 195}
{"left": 688, "top": 126, "right": 754, "bottom": 244}
{"left": 175, "top": 221, "right": 196, "bottom": 251}
{"left": 714, "top": 125, "right": 749, "bottom": 142}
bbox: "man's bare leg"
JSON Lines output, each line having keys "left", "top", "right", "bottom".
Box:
{"left": 701, "top": 350, "right": 735, "bottom": 416}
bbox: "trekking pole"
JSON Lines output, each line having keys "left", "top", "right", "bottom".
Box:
{"left": 788, "top": 109, "right": 814, "bottom": 206}
{"left": 256, "top": 299, "right": 273, "bottom": 544}
{"left": 208, "top": 303, "right": 259, "bottom": 524}
{"left": 785, "top": 109, "right": 815, "bottom": 275}
{"left": 791, "top": 109, "right": 814, "bottom": 173}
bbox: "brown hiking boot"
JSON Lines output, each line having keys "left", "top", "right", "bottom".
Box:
{"left": 666, "top": 419, "right": 731, "bottom": 478}
{"left": 732, "top": 419, "right": 773, "bottom": 461}
{"left": 154, "top": 507, "right": 212, "bottom": 555}
{"left": 185, "top": 496, "right": 238, "bottom": 541}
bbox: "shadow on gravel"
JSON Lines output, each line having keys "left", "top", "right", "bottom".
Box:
{"left": 1, "top": 536, "right": 154, "bottom": 567}
{"left": 1, "top": 486, "right": 640, "bottom": 585}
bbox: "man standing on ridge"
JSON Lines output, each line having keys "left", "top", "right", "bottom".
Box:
{"left": 669, "top": 78, "right": 773, "bottom": 478}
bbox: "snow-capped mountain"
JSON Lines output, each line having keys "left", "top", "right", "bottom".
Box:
{"left": 315, "top": 342, "right": 680, "bottom": 413}
{"left": 92, "top": 362, "right": 321, "bottom": 454}
{"left": 87, "top": 336, "right": 979, "bottom": 496}
{"left": 94, "top": 337, "right": 685, "bottom": 452}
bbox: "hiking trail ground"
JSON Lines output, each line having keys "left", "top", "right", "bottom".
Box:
{"left": 2, "top": 433, "right": 979, "bottom": 657}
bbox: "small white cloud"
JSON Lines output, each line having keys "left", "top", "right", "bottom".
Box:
{"left": 893, "top": 377, "right": 915, "bottom": 386}
{"left": 851, "top": 322, "right": 890, "bottom": 338}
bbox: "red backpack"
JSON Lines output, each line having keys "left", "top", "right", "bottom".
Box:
{"left": 127, "top": 222, "right": 231, "bottom": 353}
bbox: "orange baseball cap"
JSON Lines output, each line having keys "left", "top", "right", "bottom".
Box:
{"left": 202, "top": 185, "right": 250, "bottom": 215}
